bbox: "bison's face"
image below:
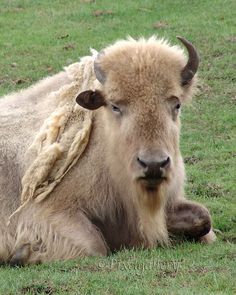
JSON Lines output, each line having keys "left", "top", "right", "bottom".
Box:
{"left": 105, "top": 83, "right": 183, "bottom": 192}
{"left": 76, "top": 37, "right": 198, "bottom": 192}
{"left": 77, "top": 86, "right": 181, "bottom": 191}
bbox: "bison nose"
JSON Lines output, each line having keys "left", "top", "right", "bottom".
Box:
{"left": 137, "top": 155, "right": 170, "bottom": 178}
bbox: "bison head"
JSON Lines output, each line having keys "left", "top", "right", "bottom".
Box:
{"left": 76, "top": 36, "right": 199, "bottom": 199}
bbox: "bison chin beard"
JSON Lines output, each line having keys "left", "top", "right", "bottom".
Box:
{"left": 135, "top": 178, "right": 169, "bottom": 214}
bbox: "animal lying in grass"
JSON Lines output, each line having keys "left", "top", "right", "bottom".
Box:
{"left": 0, "top": 36, "right": 216, "bottom": 266}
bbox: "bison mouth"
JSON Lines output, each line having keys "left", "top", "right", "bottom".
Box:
{"left": 138, "top": 176, "right": 167, "bottom": 190}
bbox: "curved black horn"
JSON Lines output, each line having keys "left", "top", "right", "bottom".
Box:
{"left": 177, "top": 36, "right": 200, "bottom": 86}
{"left": 94, "top": 51, "right": 106, "bottom": 84}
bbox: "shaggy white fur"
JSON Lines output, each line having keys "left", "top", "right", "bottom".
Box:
{"left": 9, "top": 50, "right": 101, "bottom": 221}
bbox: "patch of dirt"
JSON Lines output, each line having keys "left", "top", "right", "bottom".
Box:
{"left": 191, "top": 183, "right": 225, "bottom": 198}
{"left": 230, "top": 95, "right": 236, "bottom": 104}
{"left": 14, "top": 78, "right": 27, "bottom": 85}
{"left": 211, "top": 50, "right": 224, "bottom": 58}
{"left": 205, "top": 183, "right": 225, "bottom": 198}
{"left": 156, "top": 269, "right": 178, "bottom": 278}
{"left": 59, "top": 263, "right": 99, "bottom": 273}
{"left": 63, "top": 44, "right": 75, "bottom": 50}
{"left": 225, "top": 36, "right": 236, "bottom": 43}
{"left": 20, "top": 283, "right": 54, "bottom": 294}
{"left": 57, "top": 34, "right": 69, "bottom": 39}
{"left": 187, "top": 267, "right": 210, "bottom": 275}
{"left": 10, "top": 62, "right": 18, "bottom": 68}
{"left": 92, "top": 10, "right": 114, "bottom": 17}
{"left": 184, "top": 156, "right": 200, "bottom": 165}
{"left": 138, "top": 7, "right": 152, "bottom": 12}
{"left": 44, "top": 64, "right": 54, "bottom": 73}
{"left": 153, "top": 21, "right": 168, "bottom": 29}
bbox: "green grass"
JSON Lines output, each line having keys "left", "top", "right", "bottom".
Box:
{"left": 0, "top": 0, "right": 235, "bottom": 294}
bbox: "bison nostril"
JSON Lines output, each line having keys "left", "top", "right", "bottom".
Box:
{"left": 137, "top": 154, "right": 171, "bottom": 179}
{"left": 160, "top": 157, "right": 170, "bottom": 168}
{"left": 137, "top": 157, "right": 147, "bottom": 168}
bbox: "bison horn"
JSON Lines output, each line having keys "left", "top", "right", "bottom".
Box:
{"left": 94, "top": 51, "right": 106, "bottom": 84}
{"left": 177, "top": 36, "right": 200, "bottom": 86}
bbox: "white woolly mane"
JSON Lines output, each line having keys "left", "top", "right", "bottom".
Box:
{"left": 9, "top": 50, "right": 100, "bottom": 221}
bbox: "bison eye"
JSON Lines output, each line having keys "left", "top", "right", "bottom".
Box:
{"left": 172, "top": 103, "right": 181, "bottom": 120}
{"left": 175, "top": 103, "right": 181, "bottom": 110}
{"left": 111, "top": 103, "right": 122, "bottom": 114}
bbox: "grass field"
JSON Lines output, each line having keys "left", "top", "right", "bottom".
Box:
{"left": 0, "top": 0, "right": 236, "bottom": 294}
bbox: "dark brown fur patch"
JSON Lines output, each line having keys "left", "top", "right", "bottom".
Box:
{"left": 166, "top": 201, "right": 211, "bottom": 239}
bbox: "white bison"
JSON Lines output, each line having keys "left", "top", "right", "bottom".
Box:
{"left": 0, "top": 36, "right": 215, "bottom": 265}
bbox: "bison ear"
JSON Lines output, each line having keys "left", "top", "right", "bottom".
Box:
{"left": 76, "top": 90, "right": 106, "bottom": 110}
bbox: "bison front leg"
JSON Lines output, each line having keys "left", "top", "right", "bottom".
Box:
{"left": 166, "top": 200, "right": 216, "bottom": 244}
{"left": 9, "top": 203, "right": 108, "bottom": 266}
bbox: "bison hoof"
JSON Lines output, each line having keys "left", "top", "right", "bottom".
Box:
{"left": 9, "top": 243, "right": 31, "bottom": 266}
{"left": 199, "top": 229, "right": 217, "bottom": 244}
